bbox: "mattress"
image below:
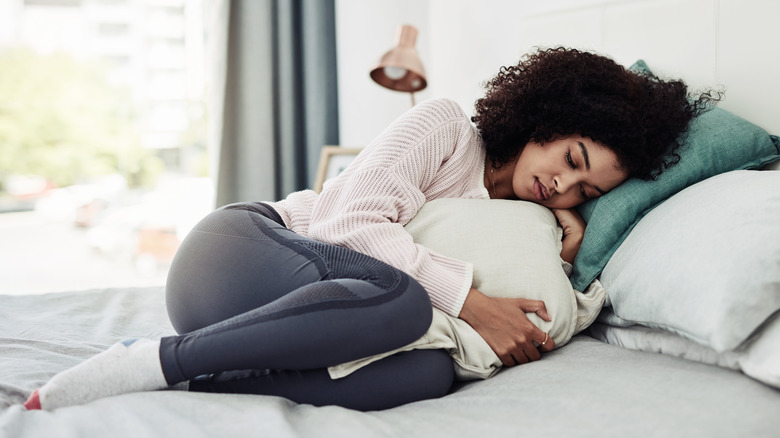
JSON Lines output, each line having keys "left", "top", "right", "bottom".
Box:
{"left": 1, "top": 287, "right": 778, "bottom": 437}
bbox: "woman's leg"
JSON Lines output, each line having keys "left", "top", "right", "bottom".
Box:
{"left": 188, "top": 349, "right": 454, "bottom": 411}
{"left": 26, "top": 202, "right": 450, "bottom": 411}
{"left": 161, "top": 202, "right": 434, "bottom": 379}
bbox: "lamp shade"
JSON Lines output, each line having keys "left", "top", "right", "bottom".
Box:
{"left": 370, "top": 25, "right": 427, "bottom": 93}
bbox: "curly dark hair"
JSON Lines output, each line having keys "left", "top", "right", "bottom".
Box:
{"left": 472, "top": 47, "right": 717, "bottom": 180}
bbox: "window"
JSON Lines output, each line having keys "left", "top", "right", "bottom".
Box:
{"left": 0, "top": 0, "right": 211, "bottom": 294}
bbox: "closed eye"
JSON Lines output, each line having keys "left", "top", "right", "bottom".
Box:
{"left": 566, "top": 151, "right": 589, "bottom": 199}
{"left": 565, "top": 151, "right": 576, "bottom": 169}
{"left": 579, "top": 185, "right": 589, "bottom": 201}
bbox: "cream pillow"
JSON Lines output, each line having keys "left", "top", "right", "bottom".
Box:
{"left": 404, "top": 198, "right": 578, "bottom": 348}
{"left": 328, "top": 199, "right": 583, "bottom": 381}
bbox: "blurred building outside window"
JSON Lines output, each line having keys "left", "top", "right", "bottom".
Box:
{"left": 0, "top": 0, "right": 214, "bottom": 294}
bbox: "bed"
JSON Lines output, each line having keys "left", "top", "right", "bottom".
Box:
{"left": 0, "top": 286, "right": 778, "bottom": 438}
{"left": 2, "top": 123, "right": 779, "bottom": 438}
{"left": 3, "top": 44, "right": 780, "bottom": 438}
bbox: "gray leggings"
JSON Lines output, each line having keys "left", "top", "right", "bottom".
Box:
{"left": 162, "top": 202, "right": 454, "bottom": 411}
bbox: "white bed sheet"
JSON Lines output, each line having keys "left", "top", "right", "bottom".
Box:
{"left": 1, "top": 287, "right": 778, "bottom": 437}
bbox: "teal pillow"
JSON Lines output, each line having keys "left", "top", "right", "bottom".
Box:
{"left": 570, "top": 61, "right": 780, "bottom": 291}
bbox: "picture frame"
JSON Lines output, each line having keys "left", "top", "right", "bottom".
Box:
{"left": 313, "top": 146, "right": 363, "bottom": 192}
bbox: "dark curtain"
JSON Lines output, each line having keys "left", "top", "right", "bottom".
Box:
{"left": 216, "top": 0, "right": 339, "bottom": 206}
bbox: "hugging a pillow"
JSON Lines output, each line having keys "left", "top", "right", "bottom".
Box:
{"left": 404, "top": 198, "right": 578, "bottom": 348}
{"left": 329, "top": 198, "right": 583, "bottom": 381}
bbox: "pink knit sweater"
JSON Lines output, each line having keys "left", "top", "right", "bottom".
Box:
{"left": 270, "top": 98, "right": 489, "bottom": 317}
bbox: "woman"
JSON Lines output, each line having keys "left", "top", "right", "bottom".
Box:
{"left": 24, "top": 47, "right": 711, "bottom": 411}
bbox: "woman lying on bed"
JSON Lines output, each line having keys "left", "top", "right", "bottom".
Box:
{"left": 24, "top": 47, "right": 710, "bottom": 412}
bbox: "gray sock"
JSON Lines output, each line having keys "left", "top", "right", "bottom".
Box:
{"left": 38, "top": 338, "right": 168, "bottom": 410}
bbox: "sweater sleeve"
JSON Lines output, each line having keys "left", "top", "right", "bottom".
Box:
{"left": 307, "top": 99, "right": 479, "bottom": 317}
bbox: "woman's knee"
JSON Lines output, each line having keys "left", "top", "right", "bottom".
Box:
{"left": 408, "top": 349, "right": 455, "bottom": 398}
{"left": 319, "top": 349, "right": 454, "bottom": 410}
{"left": 356, "top": 349, "right": 454, "bottom": 410}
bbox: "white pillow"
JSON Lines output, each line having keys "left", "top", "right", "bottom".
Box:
{"left": 404, "top": 198, "right": 577, "bottom": 348}
{"left": 590, "top": 312, "right": 780, "bottom": 388}
{"left": 598, "top": 170, "right": 780, "bottom": 385}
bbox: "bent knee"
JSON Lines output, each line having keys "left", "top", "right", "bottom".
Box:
{"left": 378, "top": 349, "right": 454, "bottom": 408}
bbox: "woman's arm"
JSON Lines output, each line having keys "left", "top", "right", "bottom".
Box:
{"left": 308, "top": 98, "right": 482, "bottom": 317}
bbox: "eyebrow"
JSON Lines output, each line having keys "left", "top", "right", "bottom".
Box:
{"left": 578, "top": 141, "right": 607, "bottom": 195}
{"left": 578, "top": 141, "right": 591, "bottom": 170}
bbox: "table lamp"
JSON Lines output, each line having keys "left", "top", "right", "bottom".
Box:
{"left": 370, "top": 24, "right": 427, "bottom": 106}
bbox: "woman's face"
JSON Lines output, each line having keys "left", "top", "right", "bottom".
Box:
{"left": 511, "top": 135, "right": 629, "bottom": 209}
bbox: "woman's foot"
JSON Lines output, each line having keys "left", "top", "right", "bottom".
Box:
{"left": 24, "top": 339, "right": 168, "bottom": 410}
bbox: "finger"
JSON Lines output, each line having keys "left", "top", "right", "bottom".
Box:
{"left": 553, "top": 208, "right": 579, "bottom": 221}
{"left": 552, "top": 209, "right": 563, "bottom": 228}
{"left": 517, "top": 299, "right": 551, "bottom": 321}
{"left": 500, "top": 353, "right": 516, "bottom": 368}
{"left": 552, "top": 208, "right": 585, "bottom": 236}
{"left": 535, "top": 305, "right": 551, "bottom": 322}
{"left": 511, "top": 352, "right": 528, "bottom": 365}
{"left": 552, "top": 208, "right": 570, "bottom": 224}
{"left": 524, "top": 344, "right": 541, "bottom": 362}
{"left": 537, "top": 332, "right": 556, "bottom": 352}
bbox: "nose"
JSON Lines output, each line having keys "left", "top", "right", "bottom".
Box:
{"left": 553, "top": 175, "right": 574, "bottom": 194}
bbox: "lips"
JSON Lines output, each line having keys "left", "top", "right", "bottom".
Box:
{"left": 533, "top": 178, "right": 550, "bottom": 201}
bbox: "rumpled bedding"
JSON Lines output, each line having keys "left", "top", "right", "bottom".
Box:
{"left": 1, "top": 287, "right": 778, "bottom": 438}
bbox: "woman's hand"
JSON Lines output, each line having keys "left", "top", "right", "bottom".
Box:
{"left": 552, "top": 208, "right": 585, "bottom": 264}
{"left": 458, "top": 288, "right": 555, "bottom": 367}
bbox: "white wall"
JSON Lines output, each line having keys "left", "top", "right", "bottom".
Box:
{"left": 336, "top": 0, "right": 780, "bottom": 147}
{"left": 335, "top": 0, "right": 429, "bottom": 147}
